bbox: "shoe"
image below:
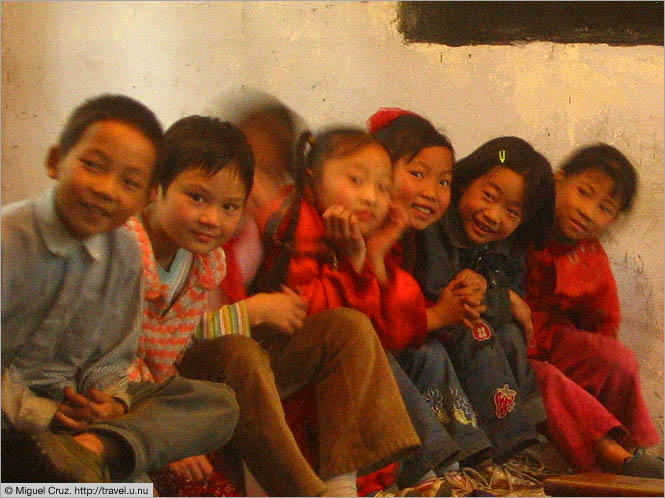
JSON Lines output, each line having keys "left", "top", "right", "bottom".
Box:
{"left": 398, "top": 476, "right": 441, "bottom": 497}
{"left": 444, "top": 467, "right": 490, "bottom": 494}
{"left": 622, "top": 448, "right": 664, "bottom": 479}
{"left": 481, "top": 463, "right": 543, "bottom": 491}
{"left": 26, "top": 432, "right": 110, "bottom": 482}
{"left": 500, "top": 447, "right": 560, "bottom": 484}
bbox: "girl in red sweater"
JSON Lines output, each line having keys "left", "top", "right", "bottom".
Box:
{"left": 525, "top": 144, "right": 662, "bottom": 477}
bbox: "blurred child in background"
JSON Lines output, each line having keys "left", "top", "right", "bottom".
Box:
{"left": 525, "top": 144, "right": 662, "bottom": 477}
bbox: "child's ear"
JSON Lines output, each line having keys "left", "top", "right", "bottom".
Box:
{"left": 45, "top": 146, "right": 61, "bottom": 180}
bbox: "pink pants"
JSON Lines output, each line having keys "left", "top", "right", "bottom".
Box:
{"left": 531, "top": 328, "right": 660, "bottom": 471}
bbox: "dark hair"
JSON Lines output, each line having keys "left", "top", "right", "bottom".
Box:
{"left": 558, "top": 143, "right": 637, "bottom": 212}
{"left": 251, "top": 127, "right": 384, "bottom": 293}
{"left": 373, "top": 113, "right": 454, "bottom": 164}
{"left": 298, "top": 127, "right": 381, "bottom": 187}
{"left": 452, "top": 136, "right": 555, "bottom": 249}
{"left": 58, "top": 94, "right": 163, "bottom": 157}
{"left": 156, "top": 115, "right": 254, "bottom": 196}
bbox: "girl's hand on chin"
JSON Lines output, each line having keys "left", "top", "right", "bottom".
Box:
{"left": 366, "top": 204, "right": 409, "bottom": 263}
{"left": 322, "top": 204, "right": 366, "bottom": 272}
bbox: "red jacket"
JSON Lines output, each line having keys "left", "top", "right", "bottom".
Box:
{"left": 524, "top": 238, "right": 621, "bottom": 359}
{"left": 261, "top": 194, "right": 428, "bottom": 352}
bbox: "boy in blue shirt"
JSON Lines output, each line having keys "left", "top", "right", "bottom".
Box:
{"left": 2, "top": 94, "right": 239, "bottom": 482}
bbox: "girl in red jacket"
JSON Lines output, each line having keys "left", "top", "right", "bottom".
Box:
{"left": 258, "top": 126, "right": 487, "bottom": 492}
{"left": 258, "top": 127, "right": 432, "bottom": 350}
{"left": 525, "top": 144, "right": 662, "bottom": 477}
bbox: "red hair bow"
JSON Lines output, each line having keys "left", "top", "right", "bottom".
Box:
{"left": 367, "top": 107, "right": 418, "bottom": 133}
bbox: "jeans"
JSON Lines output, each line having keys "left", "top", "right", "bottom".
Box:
{"left": 495, "top": 322, "right": 547, "bottom": 425}
{"left": 396, "top": 340, "right": 491, "bottom": 478}
{"left": 443, "top": 321, "right": 543, "bottom": 461}
{"left": 1, "top": 376, "right": 239, "bottom": 482}
{"left": 386, "top": 352, "right": 466, "bottom": 488}
{"left": 92, "top": 376, "right": 238, "bottom": 480}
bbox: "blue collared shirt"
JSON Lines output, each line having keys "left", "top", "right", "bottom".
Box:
{"left": 2, "top": 189, "right": 143, "bottom": 432}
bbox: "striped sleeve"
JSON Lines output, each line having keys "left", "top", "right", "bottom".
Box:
{"left": 193, "top": 301, "right": 251, "bottom": 340}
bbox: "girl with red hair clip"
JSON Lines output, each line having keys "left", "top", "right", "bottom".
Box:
{"left": 372, "top": 110, "right": 552, "bottom": 475}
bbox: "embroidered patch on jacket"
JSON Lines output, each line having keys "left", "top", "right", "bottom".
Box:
{"left": 471, "top": 320, "right": 492, "bottom": 341}
{"left": 494, "top": 383, "right": 517, "bottom": 419}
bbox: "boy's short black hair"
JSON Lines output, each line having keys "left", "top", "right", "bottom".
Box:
{"left": 452, "top": 136, "right": 555, "bottom": 249}
{"left": 156, "top": 116, "right": 254, "bottom": 196}
{"left": 559, "top": 143, "right": 637, "bottom": 212}
{"left": 58, "top": 94, "right": 163, "bottom": 157}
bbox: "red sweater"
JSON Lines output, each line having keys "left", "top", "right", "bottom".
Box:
{"left": 261, "top": 195, "right": 428, "bottom": 352}
{"left": 524, "top": 238, "right": 621, "bottom": 359}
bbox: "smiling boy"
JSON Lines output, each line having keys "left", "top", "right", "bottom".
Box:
{"left": 2, "top": 95, "right": 238, "bottom": 482}
{"left": 128, "top": 116, "right": 420, "bottom": 497}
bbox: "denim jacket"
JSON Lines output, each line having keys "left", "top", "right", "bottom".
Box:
{"left": 414, "top": 206, "right": 526, "bottom": 334}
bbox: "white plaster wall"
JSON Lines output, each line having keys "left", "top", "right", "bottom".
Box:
{"left": 2, "top": 2, "right": 663, "bottom": 428}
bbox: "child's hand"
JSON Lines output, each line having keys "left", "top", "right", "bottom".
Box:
{"left": 427, "top": 281, "right": 487, "bottom": 331}
{"left": 508, "top": 289, "right": 534, "bottom": 345}
{"left": 450, "top": 269, "right": 487, "bottom": 301}
{"left": 322, "top": 205, "right": 366, "bottom": 272}
{"left": 52, "top": 387, "right": 126, "bottom": 432}
{"left": 365, "top": 204, "right": 409, "bottom": 284}
{"left": 245, "top": 286, "right": 306, "bottom": 335}
{"left": 366, "top": 204, "right": 409, "bottom": 262}
{"left": 167, "top": 454, "right": 214, "bottom": 483}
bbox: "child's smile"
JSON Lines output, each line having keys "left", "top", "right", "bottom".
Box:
{"left": 458, "top": 166, "right": 525, "bottom": 245}
{"left": 312, "top": 143, "right": 393, "bottom": 236}
{"left": 148, "top": 165, "right": 246, "bottom": 269}
{"left": 554, "top": 168, "right": 621, "bottom": 242}
{"left": 47, "top": 120, "right": 157, "bottom": 240}
{"left": 392, "top": 146, "right": 453, "bottom": 231}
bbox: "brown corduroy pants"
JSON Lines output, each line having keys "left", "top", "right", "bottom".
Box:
{"left": 179, "top": 307, "right": 420, "bottom": 497}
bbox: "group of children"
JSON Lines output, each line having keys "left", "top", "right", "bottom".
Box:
{"left": 2, "top": 94, "right": 662, "bottom": 496}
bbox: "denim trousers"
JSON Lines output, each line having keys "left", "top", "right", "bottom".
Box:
{"left": 395, "top": 340, "right": 491, "bottom": 482}
{"left": 1, "top": 376, "right": 239, "bottom": 482}
{"left": 93, "top": 376, "right": 239, "bottom": 480}
{"left": 179, "top": 308, "right": 420, "bottom": 497}
{"left": 388, "top": 350, "right": 485, "bottom": 488}
{"left": 443, "top": 321, "right": 545, "bottom": 461}
{"left": 494, "top": 322, "right": 547, "bottom": 426}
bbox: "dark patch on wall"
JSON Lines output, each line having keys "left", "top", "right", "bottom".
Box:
{"left": 398, "top": 2, "right": 664, "bottom": 46}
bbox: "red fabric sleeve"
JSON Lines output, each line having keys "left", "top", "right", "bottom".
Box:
{"left": 284, "top": 201, "right": 428, "bottom": 352}
{"left": 525, "top": 240, "right": 621, "bottom": 358}
{"left": 570, "top": 252, "right": 620, "bottom": 338}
